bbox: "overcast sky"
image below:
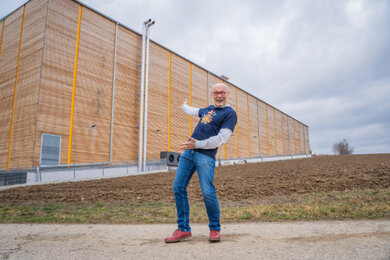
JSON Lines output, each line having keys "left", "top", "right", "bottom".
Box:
{"left": 1, "top": 0, "right": 389, "bottom": 155}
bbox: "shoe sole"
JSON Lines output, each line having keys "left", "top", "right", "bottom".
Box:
{"left": 165, "top": 234, "right": 192, "bottom": 243}
{"left": 208, "top": 237, "right": 221, "bottom": 242}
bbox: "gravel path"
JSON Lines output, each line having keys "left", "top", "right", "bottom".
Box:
{"left": 1, "top": 220, "right": 389, "bottom": 259}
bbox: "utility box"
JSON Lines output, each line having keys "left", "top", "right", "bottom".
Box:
{"left": 160, "top": 152, "right": 181, "bottom": 167}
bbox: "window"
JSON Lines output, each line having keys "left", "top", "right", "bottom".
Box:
{"left": 40, "top": 133, "right": 61, "bottom": 165}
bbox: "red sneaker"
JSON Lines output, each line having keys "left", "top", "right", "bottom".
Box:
{"left": 209, "top": 230, "right": 221, "bottom": 242}
{"left": 165, "top": 229, "right": 192, "bottom": 243}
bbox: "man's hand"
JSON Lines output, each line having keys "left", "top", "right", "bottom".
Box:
{"left": 179, "top": 99, "right": 188, "bottom": 109}
{"left": 180, "top": 136, "right": 195, "bottom": 150}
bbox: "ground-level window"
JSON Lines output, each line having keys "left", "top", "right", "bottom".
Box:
{"left": 40, "top": 133, "right": 61, "bottom": 165}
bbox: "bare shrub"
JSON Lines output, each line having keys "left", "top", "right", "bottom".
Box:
{"left": 333, "top": 139, "right": 354, "bottom": 155}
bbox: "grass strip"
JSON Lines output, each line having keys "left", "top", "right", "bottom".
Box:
{"left": 0, "top": 189, "right": 389, "bottom": 224}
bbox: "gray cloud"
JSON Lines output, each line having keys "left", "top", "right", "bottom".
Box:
{"left": 1, "top": 0, "right": 389, "bottom": 154}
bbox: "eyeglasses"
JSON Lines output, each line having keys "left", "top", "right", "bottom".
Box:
{"left": 212, "top": 91, "right": 228, "bottom": 96}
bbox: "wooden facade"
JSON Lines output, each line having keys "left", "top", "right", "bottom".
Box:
{"left": 0, "top": 0, "right": 310, "bottom": 171}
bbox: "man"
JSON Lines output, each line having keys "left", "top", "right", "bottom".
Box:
{"left": 165, "top": 83, "right": 237, "bottom": 243}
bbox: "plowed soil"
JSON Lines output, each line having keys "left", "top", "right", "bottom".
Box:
{"left": 0, "top": 154, "right": 389, "bottom": 204}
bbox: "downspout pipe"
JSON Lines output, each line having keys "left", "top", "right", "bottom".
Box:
{"left": 138, "top": 19, "right": 154, "bottom": 172}
{"left": 143, "top": 20, "right": 155, "bottom": 172}
{"left": 138, "top": 20, "right": 148, "bottom": 172}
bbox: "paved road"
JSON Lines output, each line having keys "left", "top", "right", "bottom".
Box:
{"left": 1, "top": 220, "right": 389, "bottom": 259}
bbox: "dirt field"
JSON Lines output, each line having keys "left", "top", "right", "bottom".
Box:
{"left": 0, "top": 154, "right": 389, "bottom": 204}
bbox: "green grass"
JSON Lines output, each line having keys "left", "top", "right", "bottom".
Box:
{"left": 0, "top": 189, "right": 389, "bottom": 224}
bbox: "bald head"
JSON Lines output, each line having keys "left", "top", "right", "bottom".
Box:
{"left": 211, "top": 83, "right": 230, "bottom": 107}
{"left": 211, "top": 83, "right": 229, "bottom": 93}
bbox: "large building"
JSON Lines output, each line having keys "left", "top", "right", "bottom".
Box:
{"left": 0, "top": 0, "right": 309, "bottom": 173}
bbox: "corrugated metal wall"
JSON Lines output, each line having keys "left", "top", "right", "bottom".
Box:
{"left": 0, "top": 0, "right": 310, "bottom": 171}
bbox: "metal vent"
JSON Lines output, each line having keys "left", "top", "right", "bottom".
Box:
{"left": 40, "top": 133, "right": 61, "bottom": 165}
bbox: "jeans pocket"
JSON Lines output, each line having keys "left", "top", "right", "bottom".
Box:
{"left": 196, "top": 152, "right": 215, "bottom": 167}
{"left": 180, "top": 149, "right": 191, "bottom": 160}
{"left": 206, "top": 160, "right": 215, "bottom": 168}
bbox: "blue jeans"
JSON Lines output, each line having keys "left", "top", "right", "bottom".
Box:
{"left": 173, "top": 149, "right": 220, "bottom": 232}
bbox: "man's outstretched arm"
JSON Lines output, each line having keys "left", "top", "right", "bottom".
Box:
{"left": 179, "top": 128, "right": 233, "bottom": 150}
{"left": 194, "top": 128, "right": 232, "bottom": 149}
{"left": 181, "top": 99, "right": 199, "bottom": 117}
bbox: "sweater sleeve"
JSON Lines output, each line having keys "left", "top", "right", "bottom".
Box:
{"left": 181, "top": 104, "right": 199, "bottom": 117}
{"left": 194, "top": 128, "right": 233, "bottom": 149}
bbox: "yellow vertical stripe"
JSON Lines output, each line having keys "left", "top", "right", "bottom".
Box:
{"left": 235, "top": 88, "right": 239, "bottom": 158}
{"left": 0, "top": 19, "right": 5, "bottom": 58}
{"left": 6, "top": 5, "right": 25, "bottom": 171}
{"left": 168, "top": 52, "right": 171, "bottom": 152}
{"left": 273, "top": 109, "right": 277, "bottom": 155}
{"left": 293, "top": 120, "right": 296, "bottom": 154}
{"left": 189, "top": 63, "right": 192, "bottom": 134}
{"left": 281, "top": 113, "right": 285, "bottom": 155}
{"left": 265, "top": 104, "right": 269, "bottom": 156}
{"left": 68, "top": 5, "right": 82, "bottom": 164}
{"left": 246, "top": 94, "right": 250, "bottom": 157}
